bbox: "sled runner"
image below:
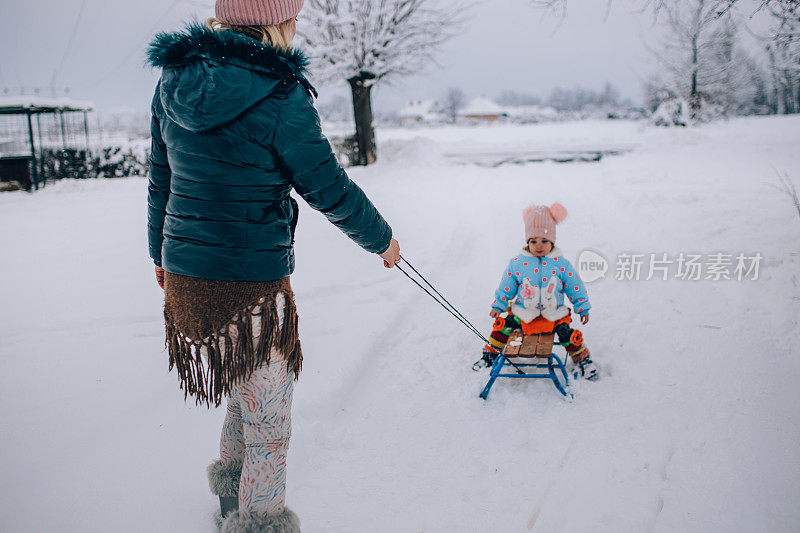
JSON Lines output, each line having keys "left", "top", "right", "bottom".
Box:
{"left": 479, "top": 330, "right": 570, "bottom": 399}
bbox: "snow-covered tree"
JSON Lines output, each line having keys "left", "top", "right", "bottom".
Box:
{"left": 647, "top": 0, "right": 746, "bottom": 121}
{"left": 766, "top": 0, "right": 800, "bottom": 68}
{"left": 440, "top": 87, "right": 465, "bottom": 124}
{"left": 531, "top": 0, "right": 792, "bottom": 18}
{"left": 532, "top": 0, "right": 797, "bottom": 117}
{"left": 544, "top": 84, "right": 620, "bottom": 111}
{"left": 763, "top": 0, "right": 800, "bottom": 113}
{"left": 768, "top": 43, "right": 800, "bottom": 113}
{"left": 599, "top": 81, "right": 621, "bottom": 107}
{"left": 496, "top": 90, "right": 542, "bottom": 107}
{"left": 732, "top": 50, "right": 772, "bottom": 115}
{"left": 299, "top": 0, "right": 464, "bottom": 165}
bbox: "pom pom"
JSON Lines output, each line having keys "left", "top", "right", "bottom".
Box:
{"left": 549, "top": 202, "right": 567, "bottom": 223}
{"left": 522, "top": 204, "right": 540, "bottom": 221}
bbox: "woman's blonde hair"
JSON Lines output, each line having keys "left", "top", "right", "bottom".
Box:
{"left": 206, "top": 17, "right": 294, "bottom": 49}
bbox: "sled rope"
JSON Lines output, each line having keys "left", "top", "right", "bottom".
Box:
{"left": 396, "top": 255, "right": 487, "bottom": 342}
{"left": 396, "top": 255, "right": 526, "bottom": 374}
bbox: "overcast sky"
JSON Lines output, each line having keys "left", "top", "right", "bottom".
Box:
{"left": 0, "top": 0, "right": 769, "bottom": 116}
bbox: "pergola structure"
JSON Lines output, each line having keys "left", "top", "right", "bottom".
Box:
{"left": 0, "top": 98, "right": 93, "bottom": 191}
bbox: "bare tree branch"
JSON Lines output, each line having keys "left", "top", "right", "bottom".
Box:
{"left": 772, "top": 166, "right": 800, "bottom": 221}
{"left": 298, "top": 0, "right": 468, "bottom": 85}
{"left": 530, "top": 0, "right": 798, "bottom": 20}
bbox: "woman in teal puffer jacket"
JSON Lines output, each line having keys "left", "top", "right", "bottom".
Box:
{"left": 146, "top": 1, "right": 399, "bottom": 530}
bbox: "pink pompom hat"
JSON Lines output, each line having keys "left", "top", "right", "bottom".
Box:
{"left": 215, "top": 0, "right": 304, "bottom": 26}
{"left": 523, "top": 203, "right": 567, "bottom": 243}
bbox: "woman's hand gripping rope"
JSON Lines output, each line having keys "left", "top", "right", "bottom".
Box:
{"left": 379, "top": 238, "right": 401, "bottom": 268}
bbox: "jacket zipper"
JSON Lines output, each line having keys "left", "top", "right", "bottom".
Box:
{"left": 537, "top": 256, "right": 543, "bottom": 310}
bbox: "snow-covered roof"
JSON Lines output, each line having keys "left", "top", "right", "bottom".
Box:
{"left": 399, "top": 100, "right": 439, "bottom": 119}
{"left": 0, "top": 97, "right": 94, "bottom": 114}
{"left": 459, "top": 97, "right": 506, "bottom": 117}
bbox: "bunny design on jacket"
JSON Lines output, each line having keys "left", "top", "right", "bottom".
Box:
{"left": 491, "top": 247, "right": 591, "bottom": 323}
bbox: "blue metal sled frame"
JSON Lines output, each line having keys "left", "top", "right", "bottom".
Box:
{"left": 480, "top": 352, "right": 570, "bottom": 399}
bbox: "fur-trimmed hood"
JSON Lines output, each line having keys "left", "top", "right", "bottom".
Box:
{"left": 147, "top": 23, "right": 314, "bottom": 131}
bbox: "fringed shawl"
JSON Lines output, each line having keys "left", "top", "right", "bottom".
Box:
{"left": 163, "top": 272, "right": 302, "bottom": 407}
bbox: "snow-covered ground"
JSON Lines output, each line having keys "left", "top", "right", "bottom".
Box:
{"left": 1, "top": 117, "right": 799, "bottom": 532}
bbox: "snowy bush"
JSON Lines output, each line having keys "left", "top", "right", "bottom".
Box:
{"left": 651, "top": 97, "right": 725, "bottom": 127}
{"left": 40, "top": 149, "right": 93, "bottom": 182}
{"left": 36, "top": 144, "right": 149, "bottom": 184}
{"left": 92, "top": 145, "right": 149, "bottom": 178}
{"left": 652, "top": 98, "right": 690, "bottom": 127}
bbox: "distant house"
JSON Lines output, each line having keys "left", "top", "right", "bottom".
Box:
{"left": 458, "top": 97, "right": 508, "bottom": 123}
{"left": 399, "top": 100, "right": 442, "bottom": 126}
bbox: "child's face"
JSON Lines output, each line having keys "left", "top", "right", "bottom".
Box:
{"left": 527, "top": 237, "right": 553, "bottom": 257}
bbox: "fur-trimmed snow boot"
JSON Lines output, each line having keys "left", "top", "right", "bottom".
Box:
{"left": 472, "top": 347, "right": 498, "bottom": 371}
{"left": 208, "top": 458, "right": 243, "bottom": 528}
{"left": 220, "top": 508, "right": 301, "bottom": 533}
{"left": 576, "top": 354, "right": 599, "bottom": 381}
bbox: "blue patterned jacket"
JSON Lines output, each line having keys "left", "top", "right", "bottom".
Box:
{"left": 491, "top": 247, "right": 591, "bottom": 322}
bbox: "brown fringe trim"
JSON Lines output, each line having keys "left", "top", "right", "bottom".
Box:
{"left": 163, "top": 274, "right": 302, "bottom": 408}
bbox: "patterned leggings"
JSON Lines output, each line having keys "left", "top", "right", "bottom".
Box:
{"left": 218, "top": 294, "right": 294, "bottom": 519}
{"left": 486, "top": 314, "right": 590, "bottom": 362}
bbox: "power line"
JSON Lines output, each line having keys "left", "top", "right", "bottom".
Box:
{"left": 50, "top": 0, "right": 89, "bottom": 94}
{"left": 81, "top": 0, "right": 182, "bottom": 89}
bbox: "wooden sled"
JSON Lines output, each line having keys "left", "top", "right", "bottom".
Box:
{"left": 479, "top": 330, "right": 570, "bottom": 399}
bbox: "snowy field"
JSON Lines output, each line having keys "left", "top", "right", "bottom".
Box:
{"left": 1, "top": 117, "right": 799, "bottom": 532}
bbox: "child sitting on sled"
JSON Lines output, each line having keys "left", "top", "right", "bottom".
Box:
{"left": 473, "top": 203, "right": 599, "bottom": 380}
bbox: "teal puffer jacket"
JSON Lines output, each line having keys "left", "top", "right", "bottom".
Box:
{"left": 146, "top": 24, "right": 392, "bottom": 281}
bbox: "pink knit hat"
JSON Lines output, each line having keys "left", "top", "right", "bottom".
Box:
{"left": 523, "top": 203, "right": 567, "bottom": 243}
{"left": 215, "top": 0, "right": 304, "bottom": 26}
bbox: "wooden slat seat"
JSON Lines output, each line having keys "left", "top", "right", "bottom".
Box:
{"left": 503, "top": 330, "right": 555, "bottom": 357}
